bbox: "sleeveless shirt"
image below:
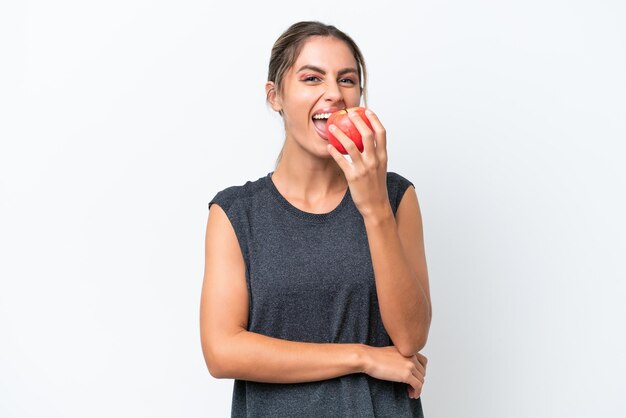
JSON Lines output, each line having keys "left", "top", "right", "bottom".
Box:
{"left": 208, "top": 170, "right": 424, "bottom": 418}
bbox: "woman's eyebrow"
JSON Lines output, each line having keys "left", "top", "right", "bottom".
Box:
{"left": 296, "top": 65, "right": 358, "bottom": 76}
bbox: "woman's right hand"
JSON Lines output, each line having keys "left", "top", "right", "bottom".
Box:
{"left": 361, "top": 345, "right": 427, "bottom": 399}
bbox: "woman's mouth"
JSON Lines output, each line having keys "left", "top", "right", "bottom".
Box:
{"left": 312, "top": 114, "right": 330, "bottom": 140}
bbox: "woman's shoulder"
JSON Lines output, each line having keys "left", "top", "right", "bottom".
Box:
{"left": 386, "top": 171, "right": 415, "bottom": 195}
{"left": 386, "top": 171, "right": 415, "bottom": 215}
{"left": 386, "top": 171, "right": 414, "bottom": 188}
{"left": 208, "top": 172, "right": 268, "bottom": 212}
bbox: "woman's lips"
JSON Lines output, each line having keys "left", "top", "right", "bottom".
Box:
{"left": 312, "top": 120, "right": 329, "bottom": 140}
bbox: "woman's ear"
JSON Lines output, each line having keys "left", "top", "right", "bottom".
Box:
{"left": 265, "top": 81, "right": 282, "bottom": 113}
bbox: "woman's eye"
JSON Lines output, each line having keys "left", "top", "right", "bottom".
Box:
{"left": 302, "top": 76, "right": 356, "bottom": 85}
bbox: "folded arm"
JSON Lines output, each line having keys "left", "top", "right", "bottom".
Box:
{"left": 201, "top": 203, "right": 365, "bottom": 382}
{"left": 362, "top": 186, "right": 432, "bottom": 357}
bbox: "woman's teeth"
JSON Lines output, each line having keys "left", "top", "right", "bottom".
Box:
{"left": 312, "top": 113, "right": 332, "bottom": 120}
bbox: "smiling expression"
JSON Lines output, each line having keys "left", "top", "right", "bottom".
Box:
{"left": 274, "top": 36, "right": 362, "bottom": 153}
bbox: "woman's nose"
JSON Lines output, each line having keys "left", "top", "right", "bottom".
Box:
{"left": 323, "top": 80, "right": 343, "bottom": 102}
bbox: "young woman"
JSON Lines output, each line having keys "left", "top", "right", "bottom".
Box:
{"left": 200, "top": 21, "right": 432, "bottom": 417}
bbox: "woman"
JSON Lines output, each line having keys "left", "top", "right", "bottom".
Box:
{"left": 200, "top": 21, "right": 432, "bottom": 417}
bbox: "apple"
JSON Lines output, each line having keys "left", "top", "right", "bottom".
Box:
{"left": 325, "top": 107, "right": 374, "bottom": 155}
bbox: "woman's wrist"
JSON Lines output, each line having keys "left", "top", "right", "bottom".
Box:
{"left": 354, "top": 343, "right": 371, "bottom": 375}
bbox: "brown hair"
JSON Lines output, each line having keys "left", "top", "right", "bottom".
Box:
{"left": 266, "top": 21, "right": 368, "bottom": 168}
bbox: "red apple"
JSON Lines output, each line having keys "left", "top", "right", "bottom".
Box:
{"left": 325, "top": 107, "right": 374, "bottom": 155}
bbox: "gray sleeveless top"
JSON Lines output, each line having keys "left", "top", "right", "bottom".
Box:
{"left": 208, "top": 170, "right": 424, "bottom": 418}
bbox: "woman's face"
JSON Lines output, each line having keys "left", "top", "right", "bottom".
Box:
{"left": 274, "top": 36, "right": 362, "bottom": 155}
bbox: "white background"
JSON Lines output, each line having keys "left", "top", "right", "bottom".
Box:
{"left": 1, "top": 1, "right": 625, "bottom": 417}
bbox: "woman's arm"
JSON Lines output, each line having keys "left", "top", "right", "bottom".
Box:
{"left": 200, "top": 203, "right": 425, "bottom": 395}
{"left": 362, "top": 186, "right": 432, "bottom": 357}
{"left": 200, "top": 203, "right": 363, "bottom": 382}
{"left": 324, "top": 111, "right": 431, "bottom": 358}
{"left": 204, "top": 328, "right": 365, "bottom": 382}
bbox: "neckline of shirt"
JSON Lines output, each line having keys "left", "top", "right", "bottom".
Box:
{"left": 265, "top": 171, "right": 351, "bottom": 222}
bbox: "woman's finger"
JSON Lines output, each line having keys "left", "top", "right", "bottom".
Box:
{"left": 407, "top": 381, "right": 423, "bottom": 400}
{"left": 326, "top": 140, "right": 351, "bottom": 173}
{"left": 407, "top": 374, "right": 423, "bottom": 399}
{"left": 363, "top": 109, "right": 387, "bottom": 160}
{"left": 410, "top": 355, "right": 426, "bottom": 377}
{"left": 411, "top": 366, "right": 425, "bottom": 384}
{"left": 347, "top": 109, "right": 376, "bottom": 157}
{"left": 328, "top": 124, "right": 362, "bottom": 165}
{"left": 415, "top": 353, "right": 428, "bottom": 376}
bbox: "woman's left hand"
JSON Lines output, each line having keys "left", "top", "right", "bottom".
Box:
{"left": 327, "top": 108, "right": 391, "bottom": 220}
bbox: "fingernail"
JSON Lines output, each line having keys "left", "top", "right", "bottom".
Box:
{"left": 328, "top": 124, "right": 336, "bottom": 131}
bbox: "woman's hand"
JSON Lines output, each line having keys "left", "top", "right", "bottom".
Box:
{"left": 361, "top": 345, "right": 427, "bottom": 400}
{"left": 326, "top": 108, "right": 390, "bottom": 220}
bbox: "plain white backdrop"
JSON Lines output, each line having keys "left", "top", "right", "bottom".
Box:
{"left": 1, "top": 1, "right": 625, "bottom": 417}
